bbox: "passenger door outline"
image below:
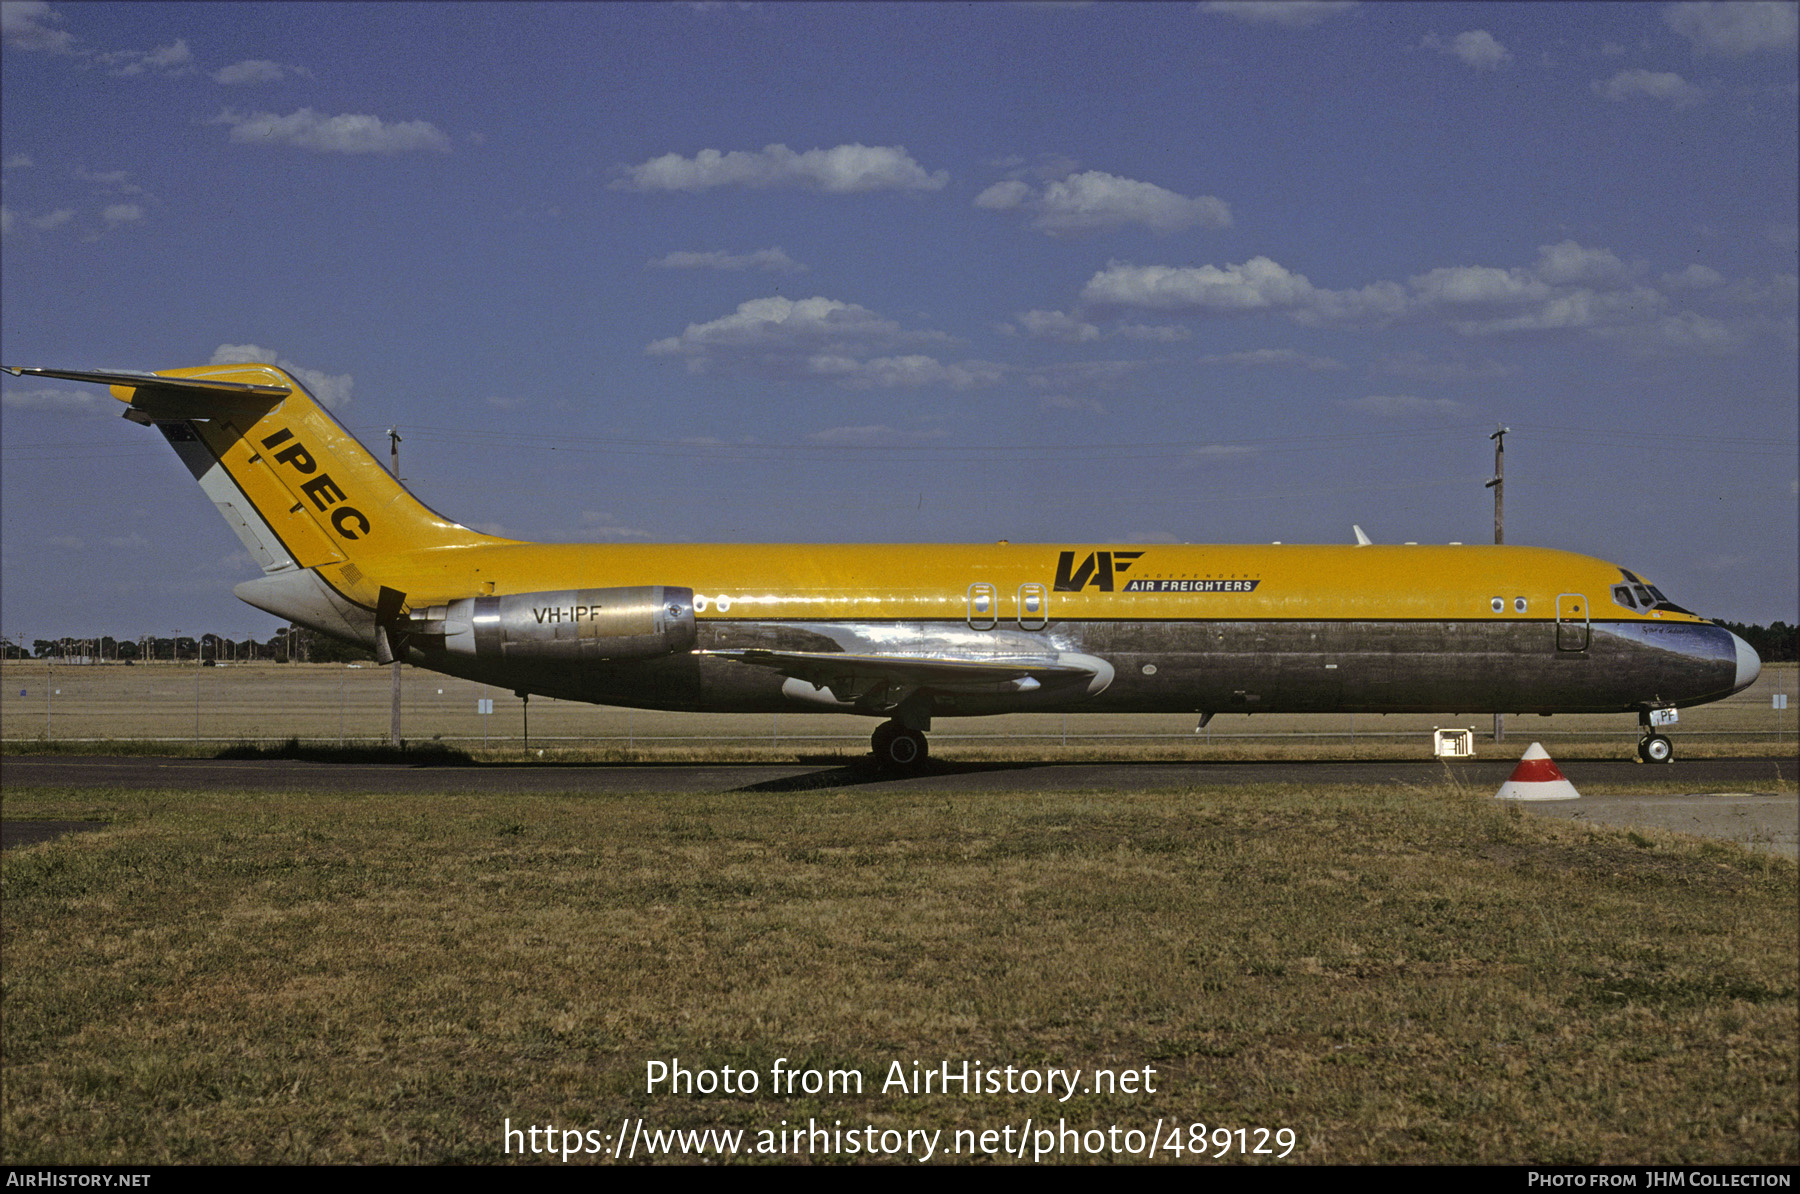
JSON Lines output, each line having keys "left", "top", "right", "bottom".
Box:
{"left": 1018, "top": 582, "right": 1047, "bottom": 631}
{"left": 1556, "top": 592, "right": 1589, "bottom": 652}
{"left": 967, "top": 582, "right": 997, "bottom": 631}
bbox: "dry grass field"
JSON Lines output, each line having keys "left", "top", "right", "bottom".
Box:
{"left": 2, "top": 778, "right": 1794, "bottom": 1165}
{"left": 2, "top": 659, "right": 1794, "bottom": 761}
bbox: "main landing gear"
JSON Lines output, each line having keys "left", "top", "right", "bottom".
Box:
{"left": 871, "top": 719, "right": 930, "bottom": 772}
{"left": 1636, "top": 710, "right": 1674, "bottom": 764}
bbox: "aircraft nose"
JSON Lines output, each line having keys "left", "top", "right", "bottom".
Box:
{"left": 1729, "top": 631, "right": 1761, "bottom": 693}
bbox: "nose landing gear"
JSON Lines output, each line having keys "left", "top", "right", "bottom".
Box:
{"left": 1637, "top": 710, "right": 1675, "bottom": 763}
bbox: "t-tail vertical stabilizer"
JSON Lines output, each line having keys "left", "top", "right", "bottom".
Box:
{"left": 3, "top": 363, "right": 512, "bottom": 645}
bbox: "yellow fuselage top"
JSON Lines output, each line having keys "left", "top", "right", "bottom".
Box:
{"left": 353, "top": 541, "right": 1692, "bottom": 626}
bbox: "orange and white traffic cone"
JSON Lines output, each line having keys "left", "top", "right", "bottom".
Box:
{"left": 1493, "top": 742, "right": 1581, "bottom": 801}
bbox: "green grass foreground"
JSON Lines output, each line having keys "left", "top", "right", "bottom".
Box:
{"left": 3, "top": 781, "right": 1794, "bottom": 1165}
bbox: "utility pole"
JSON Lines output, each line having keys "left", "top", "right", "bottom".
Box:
{"left": 1486, "top": 425, "right": 1509, "bottom": 742}
{"left": 1485, "top": 425, "right": 1507, "bottom": 546}
{"left": 387, "top": 427, "right": 403, "bottom": 749}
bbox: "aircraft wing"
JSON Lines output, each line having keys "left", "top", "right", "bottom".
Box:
{"left": 703, "top": 648, "right": 1105, "bottom": 705}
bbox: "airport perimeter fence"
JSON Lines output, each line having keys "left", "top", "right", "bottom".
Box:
{"left": 3, "top": 660, "right": 1795, "bottom": 755}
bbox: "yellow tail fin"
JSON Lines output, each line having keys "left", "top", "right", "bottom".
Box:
{"left": 13, "top": 363, "right": 507, "bottom": 575}
{"left": 141, "top": 364, "right": 503, "bottom": 570}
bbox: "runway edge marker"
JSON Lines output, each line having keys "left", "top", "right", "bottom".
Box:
{"left": 1493, "top": 742, "right": 1581, "bottom": 802}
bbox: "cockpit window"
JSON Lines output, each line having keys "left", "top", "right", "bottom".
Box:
{"left": 1617, "top": 571, "right": 1699, "bottom": 617}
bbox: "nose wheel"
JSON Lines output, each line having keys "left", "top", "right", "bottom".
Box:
{"left": 871, "top": 720, "right": 930, "bottom": 772}
{"left": 1636, "top": 710, "right": 1675, "bottom": 763}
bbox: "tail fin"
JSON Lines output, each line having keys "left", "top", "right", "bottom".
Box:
{"left": 7, "top": 363, "right": 507, "bottom": 576}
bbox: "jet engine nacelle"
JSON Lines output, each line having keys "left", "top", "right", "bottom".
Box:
{"left": 410, "top": 586, "right": 696, "bottom": 661}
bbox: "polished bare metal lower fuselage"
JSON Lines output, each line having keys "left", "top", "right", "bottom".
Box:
{"left": 403, "top": 616, "right": 1747, "bottom": 720}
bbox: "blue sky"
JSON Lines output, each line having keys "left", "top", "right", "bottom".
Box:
{"left": 3, "top": 0, "right": 1796, "bottom": 643}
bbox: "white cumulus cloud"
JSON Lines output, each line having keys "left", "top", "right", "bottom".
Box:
{"left": 0, "top": 384, "right": 101, "bottom": 411}
{"left": 645, "top": 296, "right": 1002, "bottom": 391}
{"left": 976, "top": 170, "right": 1230, "bottom": 235}
{"left": 1005, "top": 309, "right": 1102, "bottom": 343}
{"left": 209, "top": 345, "right": 354, "bottom": 409}
{"left": 1662, "top": 264, "right": 1725, "bottom": 290}
{"left": 1082, "top": 257, "right": 1316, "bottom": 311}
{"left": 647, "top": 296, "right": 916, "bottom": 358}
{"left": 648, "top": 247, "right": 804, "bottom": 273}
{"left": 820, "top": 355, "right": 1002, "bottom": 390}
{"left": 212, "top": 108, "right": 451, "bottom": 154}
{"left": 1040, "top": 394, "right": 1108, "bottom": 415}
{"left": 1197, "top": 348, "right": 1347, "bottom": 370}
{"left": 1340, "top": 394, "right": 1470, "bottom": 417}
{"left": 213, "top": 59, "right": 288, "bottom": 84}
{"left": 1593, "top": 69, "right": 1705, "bottom": 108}
{"left": 1072, "top": 239, "right": 1741, "bottom": 350}
{"left": 1665, "top": 1, "right": 1798, "bottom": 55}
{"left": 1081, "top": 256, "right": 1403, "bottom": 326}
{"left": 615, "top": 143, "right": 947, "bottom": 193}
{"left": 1589, "top": 311, "right": 1739, "bottom": 354}
{"left": 973, "top": 179, "right": 1032, "bottom": 211}
{"left": 1531, "top": 240, "right": 1632, "bottom": 287}
{"left": 2, "top": 1, "right": 74, "bottom": 53}
{"left": 1198, "top": 2, "right": 1358, "bottom": 29}
{"left": 1116, "top": 323, "right": 1193, "bottom": 342}
{"left": 1407, "top": 265, "right": 1545, "bottom": 306}
{"left": 99, "top": 38, "right": 192, "bottom": 77}
{"left": 1421, "top": 30, "right": 1512, "bottom": 70}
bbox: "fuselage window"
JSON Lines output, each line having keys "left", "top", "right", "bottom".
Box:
{"left": 1490, "top": 597, "right": 1504, "bottom": 613}
{"left": 1514, "top": 597, "right": 1528, "bottom": 613}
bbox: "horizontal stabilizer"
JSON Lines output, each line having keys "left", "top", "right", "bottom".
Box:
{"left": 4, "top": 366, "right": 291, "bottom": 397}
{"left": 4, "top": 365, "right": 291, "bottom": 423}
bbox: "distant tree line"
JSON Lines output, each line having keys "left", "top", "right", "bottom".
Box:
{"left": 1717, "top": 622, "right": 1797, "bottom": 663}
{"left": 3, "top": 629, "right": 376, "bottom": 664}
